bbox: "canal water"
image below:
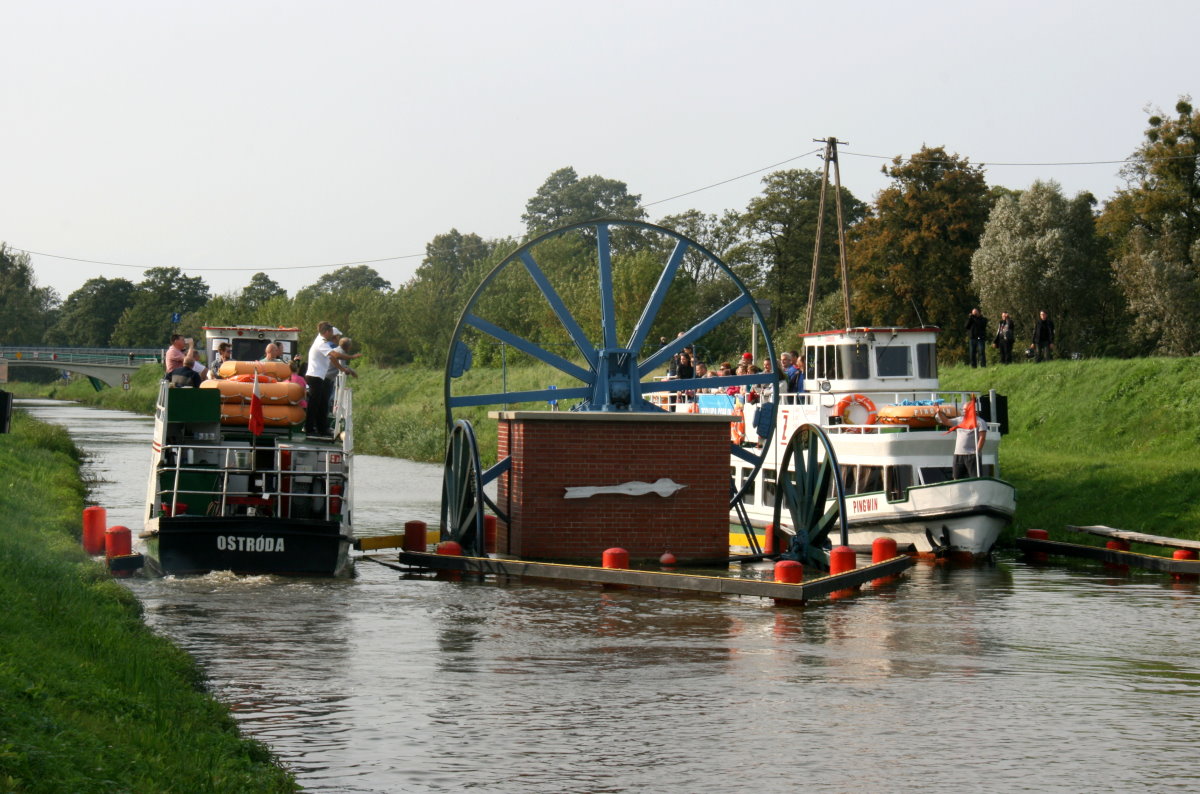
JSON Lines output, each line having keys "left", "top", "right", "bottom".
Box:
{"left": 20, "top": 399, "right": 1200, "bottom": 792}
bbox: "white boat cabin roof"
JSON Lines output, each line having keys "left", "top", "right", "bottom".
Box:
{"left": 799, "top": 327, "right": 941, "bottom": 392}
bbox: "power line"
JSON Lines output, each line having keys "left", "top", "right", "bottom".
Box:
{"left": 841, "top": 150, "right": 1198, "bottom": 167}
{"left": 638, "top": 148, "right": 825, "bottom": 208}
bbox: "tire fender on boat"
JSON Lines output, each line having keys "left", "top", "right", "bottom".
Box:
{"left": 833, "top": 393, "right": 877, "bottom": 425}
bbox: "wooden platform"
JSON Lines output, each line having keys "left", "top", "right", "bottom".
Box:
{"left": 1064, "top": 524, "right": 1200, "bottom": 551}
{"left": 1016, "top": 537, "right": 1200, "bottom": 575}
{"left": 395, "top": 551, "right": 914, "bottom": 601}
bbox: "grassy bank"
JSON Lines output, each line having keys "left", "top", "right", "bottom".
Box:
{"left": 11, "top": 354, "right": 1200, "bottom": 543}
{"left": 0, "top": 411, "right": 296, "bottom": 792}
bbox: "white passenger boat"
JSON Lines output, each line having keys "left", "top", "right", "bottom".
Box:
{"left": 720, "top": 326, "right": 1014, "bottom": 559}
{"left": 139, "top": 326, "right": 354, "bottom": 576}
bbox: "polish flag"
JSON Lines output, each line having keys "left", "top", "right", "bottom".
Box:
{"left": 248, "top": 369, "right": 265, "bottom": 436}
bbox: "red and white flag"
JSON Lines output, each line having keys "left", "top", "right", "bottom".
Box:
{"left": 248, "top": 368, "right": 265, "bottom": 436}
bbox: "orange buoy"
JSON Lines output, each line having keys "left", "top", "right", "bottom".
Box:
{"left": 774, "top": 559, "right": 803, "bottom": 583}
{"left": 659, "top": 551, "right": 677, "bottom": 566}
{"left": 403, "top": 520, "right": 427, "bottom": 552}
{"left": 1106, "top": 539, "right": 1130, "bottom": 551}
{"left": 872, "top": 536, "right": 898, "bottom": 563}
{"left": 602, "top": 547, "right": 629, "bottom": 569}
{"left": 105, "top": 525, "right": 132, "bottom": 559}
{"left": 1172, "top": 548, "right": 1199, "bottom": 582}
{"left": 82, "top": 506, "right": 107, "bottom": 555}
{"left": 1027, "top": 528, "right": 1050, "bottom": 540}
{"left": 436, "top": 540, "right": 464, "bottom": 556}
{"left": 484, "top": 514, "right": 498, "bottom": 553}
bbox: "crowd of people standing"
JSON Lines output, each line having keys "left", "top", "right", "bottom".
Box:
{"left": 964, "top": 308, "right": 1056, "bottom": 366}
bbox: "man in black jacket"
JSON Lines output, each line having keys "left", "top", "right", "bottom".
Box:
{"left": 993, "top": 311, "right": 1016, "bottom": 364}
{"left": 965, "top": 308, "right": 988, "bottom": 367}
{"left": 1032, "top": 310, "right": 1055, "bottom": 362}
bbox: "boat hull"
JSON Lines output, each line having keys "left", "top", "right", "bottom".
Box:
{"left": 142, "top": 516, "right": 352, "bottom": 576}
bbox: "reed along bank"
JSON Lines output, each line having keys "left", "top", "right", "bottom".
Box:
{"left": 0, "top": 410, "right": 297, "bottom": 793}
{"left": 12, "top": 354, "right": 1200, "bottom": 546}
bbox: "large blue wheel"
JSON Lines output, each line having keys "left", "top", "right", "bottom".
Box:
{"left": 443, "top": 219, "right": 778, "bottom": 508}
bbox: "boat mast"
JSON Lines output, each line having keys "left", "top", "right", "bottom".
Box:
{"left": 804, "top": 136, "right": 853, "bottom": 332}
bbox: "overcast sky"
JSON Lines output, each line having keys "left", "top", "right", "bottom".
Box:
{"left": 2, "top": 0, "right": 1194, "bottom": 300}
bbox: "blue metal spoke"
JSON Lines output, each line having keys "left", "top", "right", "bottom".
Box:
{"left": 732, "top": 445, "right": 762, "bottom": 464}
{"left": 465, "top": 313, "right": 594, "bottom": 383}
{"left": 596, "top": 223, "right": 617, "bottom": 351}
{"left": 449, "top": 385, "right": 592, "bottom": 409}
{"left": 638, "top": 293, "right": 753, "bottom": 376}
{"left": 519, "top": 250, "right": 597, "bottom": 369}
{"left": 625, "top": 238, "right": 689, "bottom": 354}
{"left": 480, "top": 456, "right": 512, "bottom": 487}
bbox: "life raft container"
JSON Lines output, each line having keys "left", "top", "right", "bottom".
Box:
{"left": 730, "top": 405, "right": 745, "bottom": 445}
{"left": 874, "top": 403, "right": 958, "bottom": 429}
{"left": 832, "top": 393, "right": 877, "bottom": 425}
{"left": 201, "top": 378, "right": 305, "bottom": 405}
{"left": 219, "top": 402, "right": 306, "bottom": 427}
{"left": 218, "top": 360, "right": 291, "bottom": 380}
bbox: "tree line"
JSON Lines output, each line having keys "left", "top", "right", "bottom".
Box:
{"left": 3, "top": 97, "right": 1197, "bottom": 366}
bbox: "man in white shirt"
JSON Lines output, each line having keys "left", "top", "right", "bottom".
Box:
{"left": 304, "top": 322, "right": 338, "bottom": 435}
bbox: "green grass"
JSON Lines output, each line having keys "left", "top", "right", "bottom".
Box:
{"left": 0, "top": 412, "right": 297, "bottom": 793}
{"left": 11, "top": 354, "right": 1200, "bottom": 545}
{"left": 942, "top": 356, "right": 1200, "bottom": 544}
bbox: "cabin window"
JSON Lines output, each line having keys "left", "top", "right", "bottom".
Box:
{"left": 231, "top": 338, "right": 270, "bottom": 360}
{"left": 921, "top": 466, "right": 954, "bottom": 484}
{"left": 838, "top": 344, "right": 870, "bottom": 379}
{"left": 917, "top": 343, "right": 938, "bottom": 379}
{"left": 840, "top": 464, "right": 857, "bottom": 495}
{"left": 762, "top": 468, "right": 777, "bottom": 508}
{"left": 857, "top": 465, "right": 884, "bottom": 494}
{"left": 886, "top": 465, "right": 914, "bottom": 501}
{"left": 875, "top": 345, "right": 912, "bottom": 377}
{"left": 275, "top": 340, "right": 298, "bottom": 360}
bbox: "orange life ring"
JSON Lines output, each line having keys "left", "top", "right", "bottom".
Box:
{"left": 730, "top": 405, "right": 745, "bottom": 445}
{"left": 833, "top": 393, "right": 877, "bottom": 425}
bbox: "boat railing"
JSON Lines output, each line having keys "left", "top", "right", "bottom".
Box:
{"left": 156, "top": 443, "right": 347, "bottom": 522}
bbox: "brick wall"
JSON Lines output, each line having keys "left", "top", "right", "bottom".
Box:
{"left": 494, "top": 412, "right": 732, "bottom": 562}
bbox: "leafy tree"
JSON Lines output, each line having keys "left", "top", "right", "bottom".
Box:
{"left": 1099, "top": 96, "right": 1200, "bottom": 355}
{"left": 521, "top": 167, "right": 645, "bottom": 237}
{"left": 738, "top": 169, "right": 867, "bottom": 334}
{"left": 45, "top": 276, "right": 136, "bottom": 347}
{"left": 110, "top": 267, "right": 210, "bottom": 348}
{"left": 0, "top": 244, "right": 60, "bottom": 345}
{"left": 240, "top": 272, "right": 287, "bottom": 310}
{"left": 972, "top": 182, "right": 1123, "bottom": 357}
{"left": 295, "top": 265, "right": 392, "bottom": 303}
{"left": 848, "top": 146, "right": 992, "bottom": 362}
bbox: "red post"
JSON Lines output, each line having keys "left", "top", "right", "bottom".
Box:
{"left": 602, "top": 548, "right": 629, "bottom": 569}
{"left": 105, "top": 525, "right": 133, "bottom": 578}
{"left": 762, "top": 523, "right": 776, "bottom": 555}
{"left": 82, "top": 506, "right": 107, "bottom": 555}
{"left": 774, "top": 559, "right": 803, "bottom": 583}
{"left": 403, "top": 520, "right": 427, "bottom": 552}
{"left": 436, "top": 540, "right": 464, "bottom": 556}
{"left": 871, "top": 536, "right": 898, "bottom": 563}
{"left": 484, "top": 514, "right": 497, "bottom": 553}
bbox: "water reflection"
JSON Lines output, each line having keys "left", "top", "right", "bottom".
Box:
{"left": 17, "top": 398, "right": 1200, "bottom": 793}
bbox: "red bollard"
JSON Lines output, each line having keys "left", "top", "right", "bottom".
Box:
{"left": 403, "top": 520, "right": 427, "bottom": 552}
{"left": 82, "top": 506, "right": 107, "bottom": 555}
{"left": 829, "top": 545, "right": 857, "bottom": 599}
{"left": 1025, "top": 528, "right": 1050, "bottom": 563}
{"left": 762, "top": 523, "right": 776, "bottom": 556}
{"left": 1172, "top": 548, "right": 1198, "bottom": 582}
{"left": 1104, "top": 539, "right": 1130, "bottom": 571}
{"left": 774, "top": 559, "right": 803, "bottom": 583}
{"left": 872, "top": 536, "right": 898, "bottom": 563}
{"left": 602, "top": 548, "right": 629, "bottom": 569}
{"left": 483, "top": 514, "right": 497, "bottom": 553}
{"left": 829, "top": 546, "right": 856, "bottom": 575}
{"left": 435, "top": 540, "right": 464, "bottom": 556}
{"left": 105, "top": 525, "right": 133, "bottom": 578}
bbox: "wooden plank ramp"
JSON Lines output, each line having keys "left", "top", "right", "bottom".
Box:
{"left": 395, "top": 551, "right": 914, "bottom": 602}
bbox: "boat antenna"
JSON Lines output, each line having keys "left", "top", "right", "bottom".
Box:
{"left": 910, "top": 297, "right": 926, "bottom": 327}
{"left": 804, "top": 137, "right": 852, "bottom": 332}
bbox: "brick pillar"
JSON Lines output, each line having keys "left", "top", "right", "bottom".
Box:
{"left": 492, "top": 411, "right": 733, "bottom": 561}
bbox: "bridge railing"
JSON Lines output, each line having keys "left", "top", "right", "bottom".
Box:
{"left": 0, "top": 347, "right": 163, "bottom": 366}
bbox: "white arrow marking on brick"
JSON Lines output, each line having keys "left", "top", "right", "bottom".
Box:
{"left": 563, "top": 478, "right": 687, "bottom": 499}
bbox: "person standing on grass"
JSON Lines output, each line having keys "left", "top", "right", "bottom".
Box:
{"left": 1031, "top": 310, "right": 1055, "bottom": 362}
{"left": 966, "top": 308, "right": 988, "bottom": 367}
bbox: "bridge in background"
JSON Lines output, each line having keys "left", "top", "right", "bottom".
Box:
{"left": 0, "top": 347, "right": 162, "bottom": 388}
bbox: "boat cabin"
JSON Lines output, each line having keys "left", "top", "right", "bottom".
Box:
{"left": 800, "top": 327, "right": 940, "bottom": 395}
{"left": 203, "top": 326, "right": 302, "bottom": 364}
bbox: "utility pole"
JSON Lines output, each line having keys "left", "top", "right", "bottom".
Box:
{"left": 804, "top": 137, "right": 853, "bottom": 332}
